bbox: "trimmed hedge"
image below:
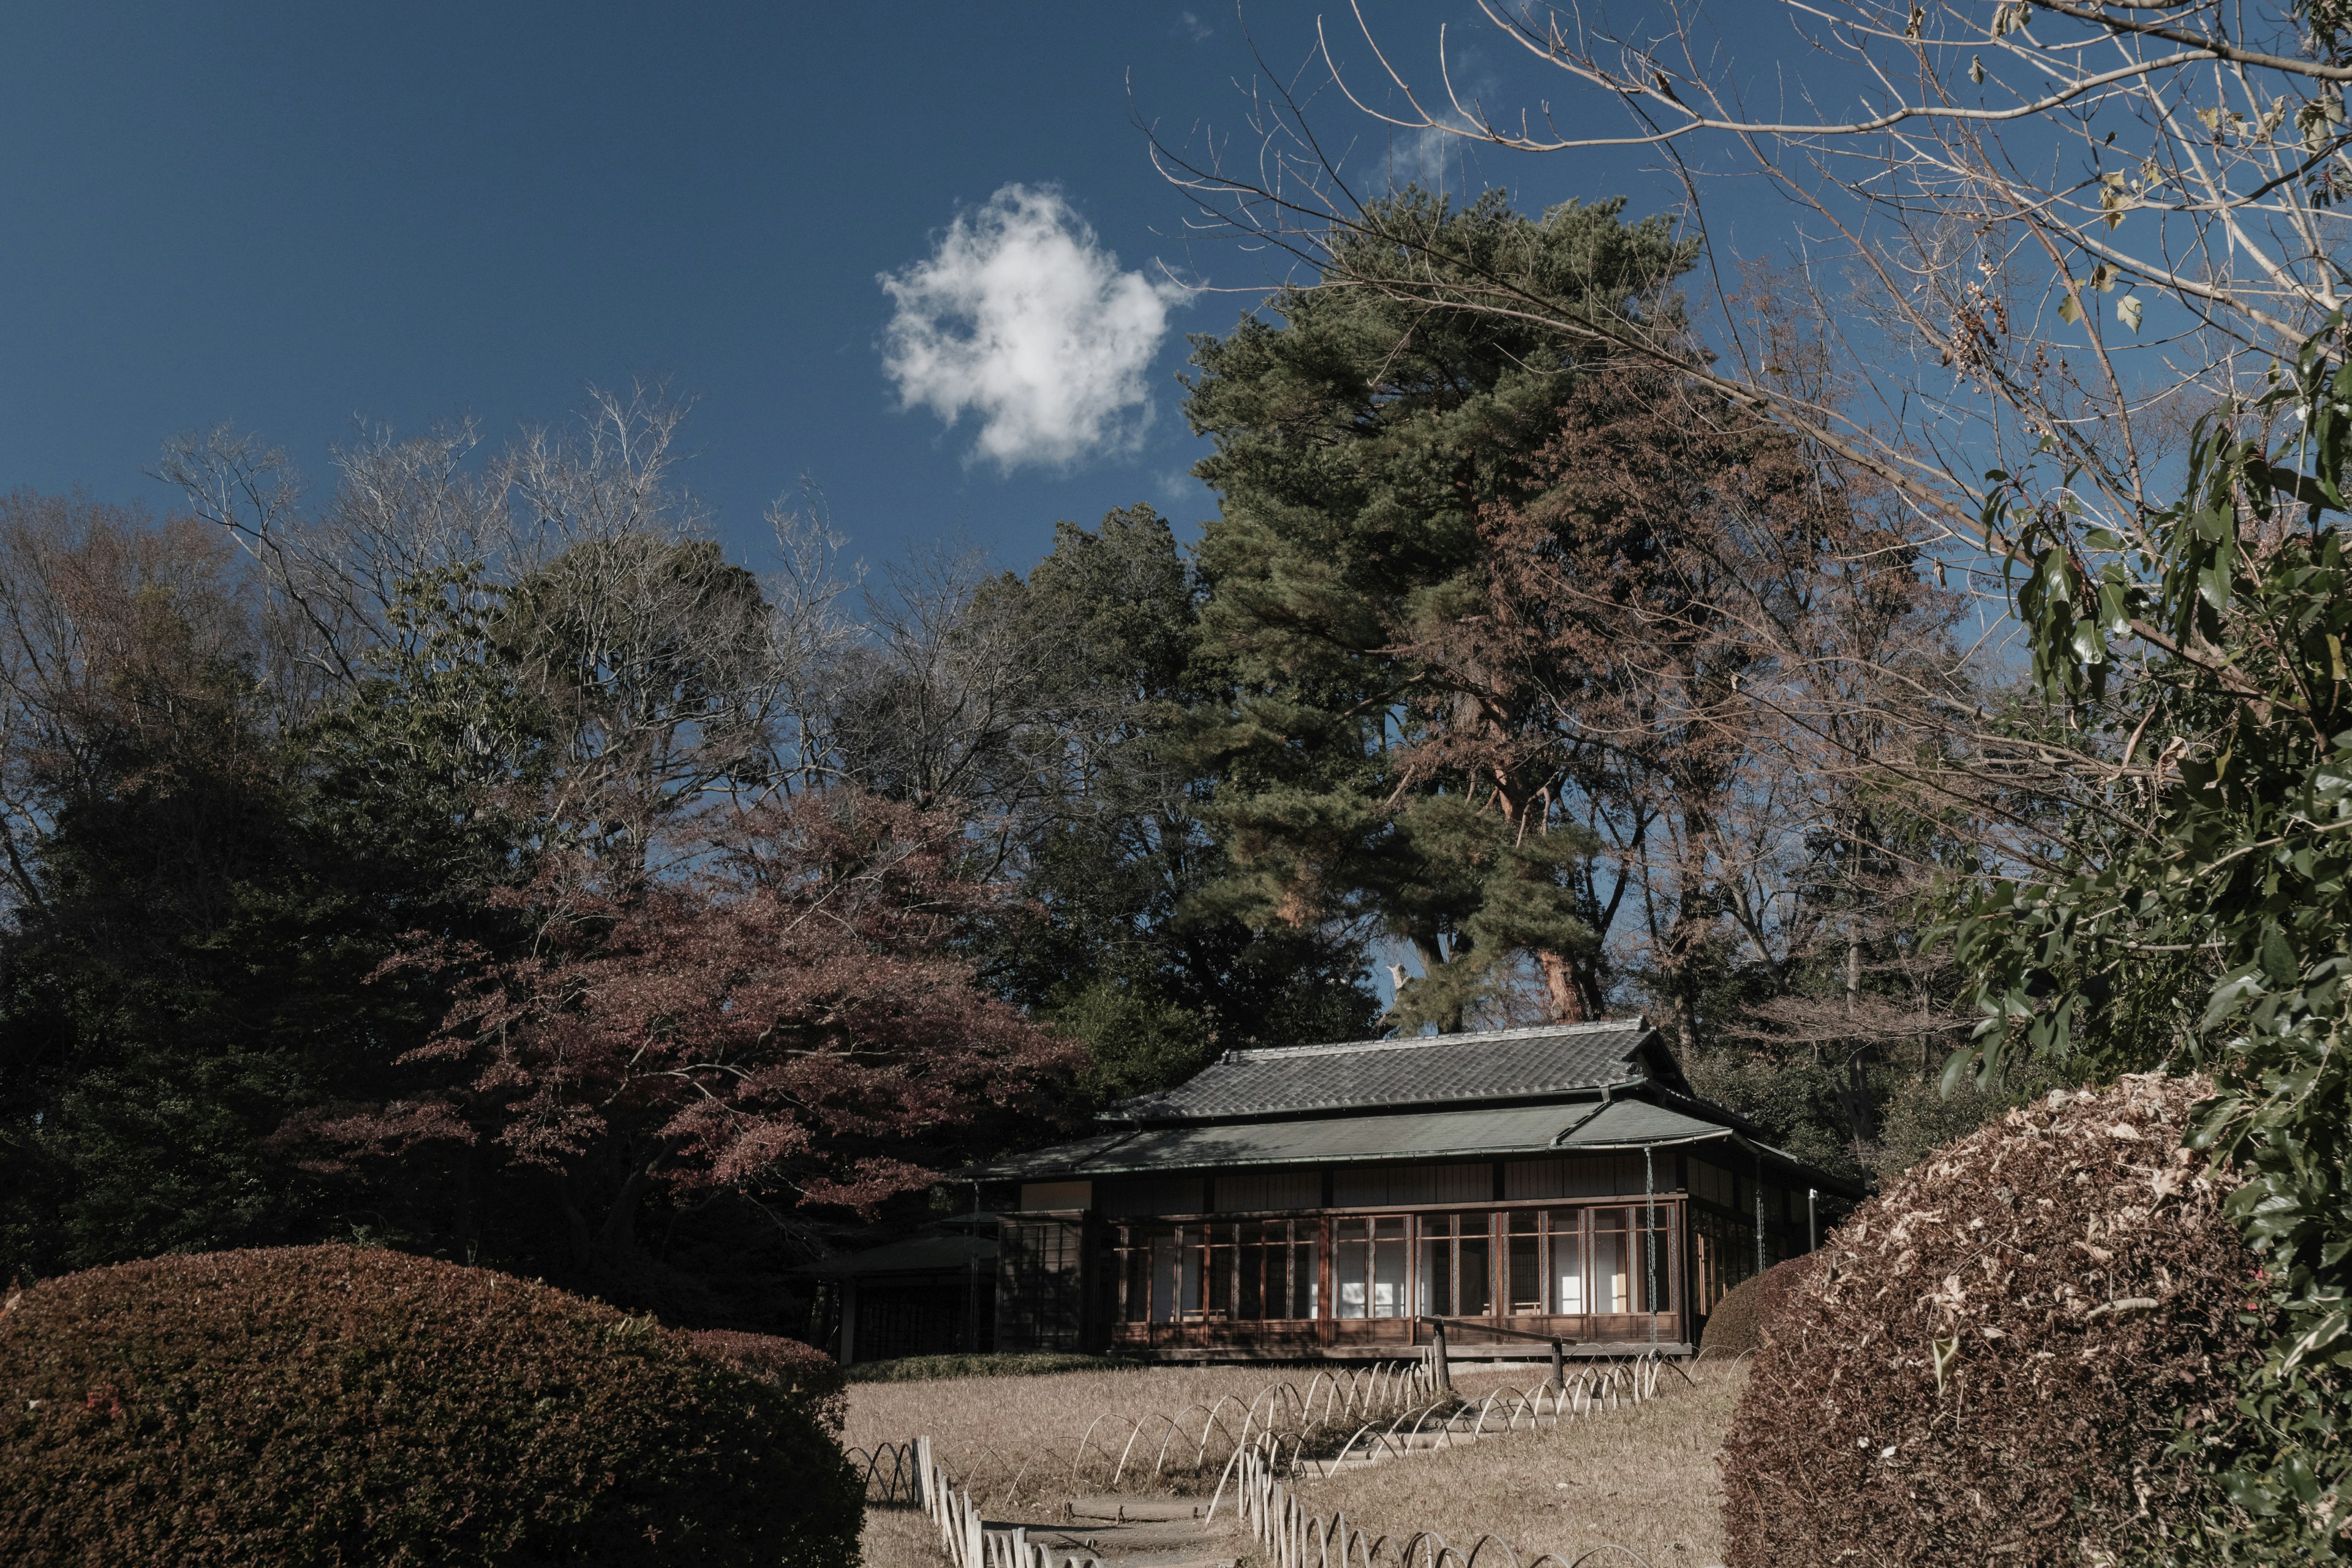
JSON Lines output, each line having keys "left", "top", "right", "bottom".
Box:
{"left": 684, "top": 1329, "right": 845, "bottom": 1431}
{"left": 844, "top": 1352, "right": 1118, "bottom": 1382}
{"left": 1696, "top": 1255, "right": 1812, "bottom": 1359}
{"left": 0, "top": 1245, "right": 861, "bottom": 1567}
{"left": 1719, "top": 1075, "right": 2266, "bottom": 1567}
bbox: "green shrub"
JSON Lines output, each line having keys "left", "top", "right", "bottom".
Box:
{"left": 0, "top": 1244, "right": 861, "bottom": 1567}
{"left": 1696, "top": 1255, "right": 1811, "bottom": 1359}
{"left": 845, "top": 1351, "right": 1118, "bottom": 1382}
{"left": 1719, "top": 1076, "right": 2269, "bottom": 1567}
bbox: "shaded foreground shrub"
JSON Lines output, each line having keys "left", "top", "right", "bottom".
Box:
{"left": 0, "top": 1245, "right": 861, "bottom": 1567}
{"left": 1721, "top": 1075, "right": 2269, "bottom": 1567}
{"left": 684, "top": 1329, "right": 845, "bottom": 1431}
{"left": 1697, "top": 1256, "right": 1811, "bottom": 1359}
{"left": 845, "top": 1351, "right": 1118, "bottom": 1382}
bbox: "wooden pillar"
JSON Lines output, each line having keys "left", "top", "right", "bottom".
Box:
{"left": 1549, "top": 1336, "right": 1564, "bottom": 1392}
{"left": 1430, "top": 1319, "right": 1452, "bottom": 1391}
{"left": 967, "top": 1180, "right": 981, "bottom": 1352}
{"left": 1754, "top": 1147, "right": 1766, "bottom": 1278}
{"left": 1644, "top": 1146, "right": 1659, "bottom": 1347}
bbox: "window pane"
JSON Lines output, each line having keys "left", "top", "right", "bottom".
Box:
{"left": 1123, "top": 1238, "right": 1152, "bottom": 1322}
{"left": 1507, "top": 1231, "right": 1540, "bottom": 1314}
{"left": 1291, "top": 1235, "right": 1321, "bottom": 1320}
{"left": 1591, "top": 1208, "right": 1631, "bottom": 1313}
{"left": 1547, "top": 1210, "right": 1583, "bottom": 1314}
{"left": 1415, "top": 1213, "right": 1452, "bottom": 1316}
{"left": 1207, "top": 1224, "right": 1235, "bottom": 1319}
{"left": 1372, "top": 1216, "right": 1408, "bottom": 1318}
{"left": 1632, "top": 1204, "right": 1671, "bottom": 1313}
{"left": 1458, "top": 1213, "right": 1491, "bottom": 1316}
{"left": 1152, "top": 1230, "right": 1181, "bottom": 1323}
{"left": 1336, "top": 1219, "right": 1368, "bottom": 1319}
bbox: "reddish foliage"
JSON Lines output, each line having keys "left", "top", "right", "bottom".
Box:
{"left": 283, "top": 788, "right": 1080, "bottom": 1262}
{"left": 1697, "top": 1254, "right": 1813, "bottom": 1359}
{"left": 1434, "top": 366, "right": 1958, "bottom": 1023}
{"left": 0, "top": 1244, "right": 860, "bottom": 1567}
{"left": 684, "top": 1329, "right": 845, "bottom": 1432}
{"left": 1719, "top": 1076, "right": 2267, "bottom": 1566}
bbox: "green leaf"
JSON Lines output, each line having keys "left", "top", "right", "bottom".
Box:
{"left": 2117, "top": 294, "right": 2144, "bottom": 333}
{"left": 2057, "top": 291, "right": 2083, "bottom": 325}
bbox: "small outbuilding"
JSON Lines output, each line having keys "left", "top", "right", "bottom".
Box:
{"left": 813, "top": 1221, "right": 996, "bottom": 1365}
{"left": 974, "top": 1017, "right": 1855, "bottom": 1361}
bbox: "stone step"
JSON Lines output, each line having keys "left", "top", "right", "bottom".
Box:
{"left": 1063, "top": 1498, "right": 1209, "bottom": 1523}
{"left": 1020, "top": 1522, "right": 1217, "bottom": 1549}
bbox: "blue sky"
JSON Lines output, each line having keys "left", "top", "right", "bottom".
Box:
{"left": 0, "top": 2, "right": 1792, "bottom": 579}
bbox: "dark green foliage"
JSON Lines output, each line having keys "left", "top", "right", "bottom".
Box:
{"left": 0, "top": 553, "right": 530, "bottom": 1283}
{"left": 1952, "top": 328, "right": 2352, "bottom": 1549}
{"left": 1185, "top": 188, "right": 1695, "bottom": 1027}
{"left": 974, "top": 505, "right": 1377, "bottom": 1093}
{"left": 0, "top": 1244, "right": 861, "bottom": 1567}
{"left": 1721, "top": 1077, "right": 2269, "bottom": 1567}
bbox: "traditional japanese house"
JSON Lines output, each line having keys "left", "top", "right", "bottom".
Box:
{"left": 976, "top": 1018, "right": 1856, "bottom": 1360}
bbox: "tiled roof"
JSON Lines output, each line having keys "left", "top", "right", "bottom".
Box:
{"left": 1112, "top": 1018, "right": 1660, "bottom": 1123}
{"left": 975, "top": 1097, "right": 1742, "bottom": 1180}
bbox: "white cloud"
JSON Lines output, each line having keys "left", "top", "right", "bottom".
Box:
{"left": 879, "top": 185, "right": 1185, "bottom": 472}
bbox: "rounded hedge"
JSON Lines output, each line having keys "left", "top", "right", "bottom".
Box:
{"left": 1719, "top": 1074, "right": 2266, "bottom": 1567}
{"left": 682, "top": 1329, "right": 846, "bottom": 1431}
{"left": 0, "top": 1245, "right": 861, "bottom": 1567}
{"left": 1697, "top": 1255, "right": 1811, "bottom": 1359}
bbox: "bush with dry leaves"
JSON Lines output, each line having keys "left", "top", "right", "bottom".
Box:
{"left": 1698, "top": 1255, "right": 1811, "bottom": 1360}
{"left": 1720, "top": 1074, "right": 2284, "bottom": 1566}
{"left": 0, "top": 1245, "right": 860, "bottom": 1567}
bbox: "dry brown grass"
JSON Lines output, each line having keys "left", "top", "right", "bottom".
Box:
{"left": 845, "top": 1360, "right": 1440, "bottom": 1507}
{"left": 848, "top": 1359, "right": 1741, "bottom": 1567}
{"left": 1278, "top": 1362, "right": 1747, "bottom": 1567}
{"left": 861, "top": 1499, "right": 946, "bottom": 1568}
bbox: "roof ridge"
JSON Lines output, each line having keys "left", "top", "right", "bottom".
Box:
{"left": 1223, "top": 1017, "right": 1645, "bottom": 1064}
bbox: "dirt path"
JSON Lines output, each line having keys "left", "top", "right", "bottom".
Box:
{"left": 992, "top": 1494, "right": 1243, "bottom": 1568}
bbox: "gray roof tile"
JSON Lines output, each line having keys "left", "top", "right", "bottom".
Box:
{"left": 1113, "top": 1018, "right": 1658, "bottom": 1122}
{"left": 978, "top": 1098, "right": 1743, "bottom": 1180}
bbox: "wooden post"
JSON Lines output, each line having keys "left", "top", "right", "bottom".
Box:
{"left": 967, "top": 1179, "right": 982, "bottom": 1352}
{"left": 1755, "top": 1147, "right": 1766, "bottom": 1278}
{"left": 1550, "top": 1337, "right": 1564, "bottom": 1392}
{"left": 1645, "top": 1145, "right": 1659, "bottom": 1348}
{"left": 1430, "top": 1318, "right": 1452, "bottom": 1391}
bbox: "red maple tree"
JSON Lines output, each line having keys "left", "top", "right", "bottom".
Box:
{"left": 287, "top": 788, "right": 1079, "bottom": 1272}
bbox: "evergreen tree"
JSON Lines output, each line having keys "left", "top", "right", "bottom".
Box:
{"left": 974, "top": 505, "right": 1377, "bottom": 1099}
{"left": 1183, "top": 189, "right": 1695, "bottom": 1028}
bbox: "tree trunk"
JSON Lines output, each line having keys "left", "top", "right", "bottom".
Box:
{"left": 597, "top": 1161, "right": 655, "bottom": 1261}
{"left": 1537, "top": 949, "right": 1589, "bottom": 1023}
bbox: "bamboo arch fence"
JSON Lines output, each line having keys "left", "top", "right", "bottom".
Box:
{"left": 1221, "top": 1431, "right": 1665, "bottom": 1568}
{"left": 1206, "top": 1354, "right": 1669, "bottom": 1490}
{"left": 858, "top": 1351, "right": 1682, "bottom": 1568}
{"left": 846, "top": 1358, "right": 1447, "bottom": 1508}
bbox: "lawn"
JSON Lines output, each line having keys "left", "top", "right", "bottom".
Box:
{"left": 845, "top": 1360, "right": 1439, "bottom": 1505}
{"left": 1289, "top": 1362, "right": 1746, "bottom": 1566}
{"left": 850, "top": 1357, "right": 1745, "bottom": 1568}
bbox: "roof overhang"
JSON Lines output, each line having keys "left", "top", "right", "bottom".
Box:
{"left": 978, "top": 1097, "right": 1730, "bottom": 1178}
{"left": 973, "top": 1091, "right": 1863, "bottom": 1199}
